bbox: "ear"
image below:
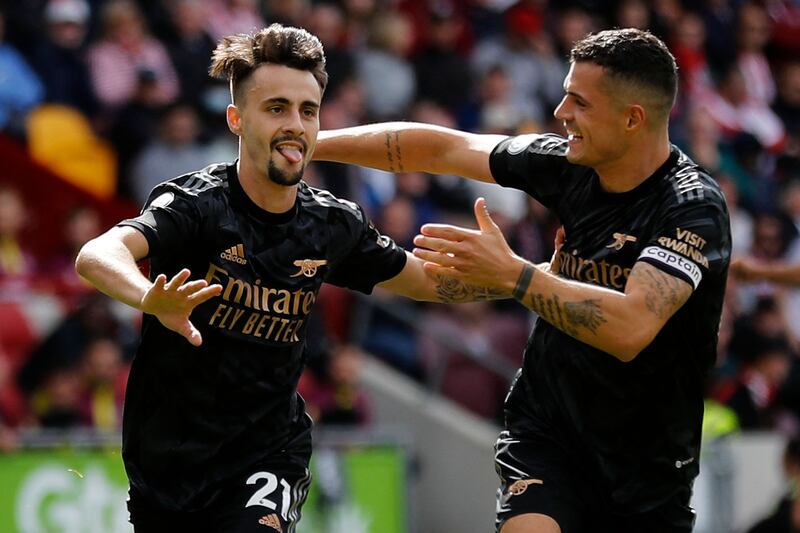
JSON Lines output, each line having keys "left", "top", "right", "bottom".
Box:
{"left": 226, "top": 104, "right": 242, "bottom": 136}
{"left": 626, "top": 104, "right": 645, "bottom": 131}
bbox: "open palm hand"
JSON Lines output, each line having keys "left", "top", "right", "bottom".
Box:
{"left": 140, "top": 269, "right": 223, "bottom": 346}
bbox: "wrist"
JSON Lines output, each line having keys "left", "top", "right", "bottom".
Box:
{"left": 137, "top": 283, "right": 153, "bottom": 313}
{"left": 511, "top": 258, "right": 536, "bottom": 301}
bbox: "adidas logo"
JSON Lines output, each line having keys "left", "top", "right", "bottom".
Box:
{"left": 220, "top": 244, "right": 247, "bottom": 264}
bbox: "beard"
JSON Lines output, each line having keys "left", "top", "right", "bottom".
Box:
{"left": 266, "top": 158, "right": 304, "bottom": 186}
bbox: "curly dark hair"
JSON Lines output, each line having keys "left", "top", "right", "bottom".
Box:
{"left": 571, "top": 28, "right": 678, "bottom": 120}
{"left": 208, "top": 24, "right": 328, "bottom": 103}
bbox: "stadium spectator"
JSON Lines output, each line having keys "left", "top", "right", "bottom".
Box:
{"left": 714, "top": 333, "right": 792, "bottom": 430}
{"left": 306, "top": 2, "right": 355, "bottom": 98}
{"left": 717, "top": 174, "right": 754, "bottom": 257}
{"left": 30, "top": 0, "right": 97, "bottom": 117}
{"left": 204, "top": 0, "right": 265, "bottom": 41}
{"left": 361, "top": 196, "right": 424, "bottom": 378}
{"left": 670, "top": 12, "right": 714, "bottom": 102}
{"left": 298, "top": 344, "right": 371, "bottom": 426}
{"left": 78, "top": 336, "right": 127, "bottom": 429}
{"left": 413, "top": 11, "right": 472, "bottom": 115}
{"left": 86, "top": 0, "right": 178, "bottom": 109}
{"left": 419, "top": 301, "right": 524, "bottom": 420}
{"left": 356, "top": 12, "right": 416, "bottom": 120}
{"left": 472, "top": 5, "right": 563, "bottom": 125}
{"left": 736, "top": 2, "right": 776, "bottom": 106}
{"left": 129, "top": 103, "right": 212, "bottom": 204}
{"left": 162, "top": 0, "right": 217, "bottom": 107}
{"left": 17, "top": 294, "right": 135, "bottom": 398}
{"left": 464, "top": 65, "right": 534, "bottom": 135}
{"left": 108, "top": 67, "right": 172, "bottom": 197}
{"left": 30, "top": 365, "right": 84, "bottom": 429}
{"left": 702, "top": 62, "right": 786, "bottom": 153}
{"left": 700, "top": 0, "right": 737, "bottom": 68}
{"left": 613, "top": 0, "right": 652, "bottom": 31}
{"left": 774, "top": 62, "right": 800, "bottom": 148}
{"left": 0, "top": 10, "right": 44, "bottom": 137}
{"left": 0, "top": 186, "right": 37, "bottom": 297}
{"left": 43, "top": 204, "right": 102, "bottom": 304}
{"left": 262, "top": 0, "right": 310, "bottom": 28}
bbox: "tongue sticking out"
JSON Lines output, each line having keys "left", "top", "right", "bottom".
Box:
{"left": 277, "top": 146, "right": 303, "bottom": 164}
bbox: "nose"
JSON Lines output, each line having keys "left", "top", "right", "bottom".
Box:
{"left": 553, "top": 95, "right": 570, "bottom": 121}
{"left": 282, "top": 108, "right": 305, "bottom": 137}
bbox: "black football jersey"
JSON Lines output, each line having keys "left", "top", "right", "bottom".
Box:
{"left": 118, "top": 162, "right": 407, "bottom": 510}
{"left": 490, "top": 134, "right": 731, "bottom": 512}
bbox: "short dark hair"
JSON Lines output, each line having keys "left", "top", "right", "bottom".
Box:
{"left": 570, "top": 28, "right": 678, "bottom": 120}
{"left": 209, "top": 24, "right": 328, "bottom": 103}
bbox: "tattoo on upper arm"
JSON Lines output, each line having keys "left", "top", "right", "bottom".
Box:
{"left": 384, "top": 132, "right": 404, "bottom": 173}
{"left": 434, "top": 275, "right": 505, "bottom": 302}
{"left": 629, "top": 262, "right": 691, "bottom": 320}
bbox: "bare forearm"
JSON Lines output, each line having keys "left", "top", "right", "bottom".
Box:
{"left": 431, "top": 274, "right": 508, "bottom": 303}
{"left": 75, "top": 237, "right": 151, "bottom": 310}
{"left": 316, "top": 123, "right": 447, "bottom": 172}
{"left": 315, "top": 123, "right": 501, "bottom": 182}
{"left": 513, "top": 263, "right": 647, "bottom": 361}
{"left": 752, "top": 263, "right": 800, "bottom": 285}
{"left": 379, "top": 252, "right": 509, "bottom": 302}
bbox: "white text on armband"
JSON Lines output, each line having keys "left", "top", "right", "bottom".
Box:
{"left": 639, "top": 246, "right": 702, "bottom": 289}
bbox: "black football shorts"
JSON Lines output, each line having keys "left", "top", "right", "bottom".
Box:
{"left": 128, "top": 461, "right": 312, "bottom": 533}
{"left": 494, "top": 430, "right": 696, "bottom": 533}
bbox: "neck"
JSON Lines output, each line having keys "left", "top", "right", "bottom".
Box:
{"left": 595, "top": 129, "right": 672, "bottom": 193}
{"left": 237, "top": 152, "right": 298, "bottom": 213}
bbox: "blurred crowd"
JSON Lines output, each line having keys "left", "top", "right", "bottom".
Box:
{"left": 0, "top": 0, "right": 799, "bottom": 452}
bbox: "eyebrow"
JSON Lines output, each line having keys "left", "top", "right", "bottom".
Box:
{"left": 261, "top": 97, "right": 320, "bottom": 109}
{"left": 565, "top": 89, "right": 588, "bottom": 103}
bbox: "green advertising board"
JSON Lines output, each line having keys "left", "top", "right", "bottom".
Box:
{"left": 0, "top": 444, "right": 406, "bottom": 533}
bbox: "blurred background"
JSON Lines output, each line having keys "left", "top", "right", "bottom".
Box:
{"left": 0, "top": 0, "right": 798, "bottom": 531}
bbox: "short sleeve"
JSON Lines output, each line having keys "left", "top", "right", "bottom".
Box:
{"left": 117, "top": 183, "right": 201, "bottom": 259}
{"left": 326, "top": 209, "right": 408, "bottom": 294}
{"left": 637, "top": 200, "right": 731, "bottom": 291}
{"left": 489, "top": 133, "right": 571, "bottom": 208}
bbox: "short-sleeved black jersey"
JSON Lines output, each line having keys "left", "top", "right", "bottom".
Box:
{"left": 118, "top": 162, "right": 407, "bottom": 511}
{"left": 490, "top": 134, "right": 731, "bottom": 513}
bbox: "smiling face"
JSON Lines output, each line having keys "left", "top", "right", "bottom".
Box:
{"left": 553, "top": 62, "right": 634, "bottom": 171}
{"left": 227, "top": 64, "right": 321, "bottom": 187}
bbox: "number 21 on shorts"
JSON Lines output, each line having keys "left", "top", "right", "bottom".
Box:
{"left": 245, "top": 471, "right": 291, "bottom": 520}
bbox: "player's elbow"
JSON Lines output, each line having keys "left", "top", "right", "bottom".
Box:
{"left": 613, "top": 321, "right": 660, "bottom": 363}
{"left": 74, "top": 238, "right": 101, "bottom": 279}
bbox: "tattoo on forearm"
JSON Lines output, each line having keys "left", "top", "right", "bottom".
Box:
{"left": 434, "top": 275, "right": 505, "bottom": 302}
{"left": 630, "top": 263, "right": 690, "bottom": 320}
{"left": 384, "top": 132, "right": 404, "bottom": 172}
{"left": 563, "top": 299, "right": 606, "bottom": 334}
{"left": 525, "top": 290, "right": 606, "bottom": 337}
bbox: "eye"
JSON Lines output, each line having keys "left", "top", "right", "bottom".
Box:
{"left": 303, "top": 107, "right": 318, "bottom": 118}
{"left": 268, "top": 106, "right": 283, "bottom": 114}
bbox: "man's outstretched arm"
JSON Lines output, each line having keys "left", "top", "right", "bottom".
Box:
{"left": 731, "top": 257, "right": 800, "bottom": 285}
{"left": 377, "top": 251, "right": 508, "bottom": 303}
{"left": 315, "top": 123, "right": 506, "bottom": 183}
{"left": 75, "top": 226, "right": 222, "bottom": 346}
{"left": 413, "top": 199, "right": 693, "bottom": 362}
